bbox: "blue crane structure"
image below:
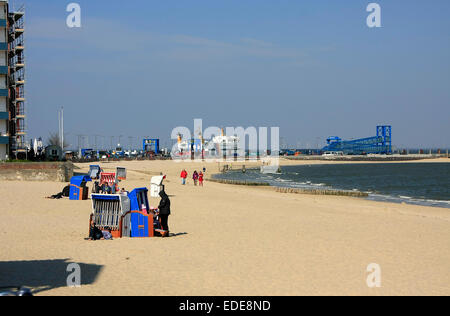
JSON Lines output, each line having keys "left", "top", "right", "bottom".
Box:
{"left": 322, "top": 126, "right": 392, "bottom": 155}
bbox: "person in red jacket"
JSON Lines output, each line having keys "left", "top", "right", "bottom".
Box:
{"left": 199, "top": 172, "right": 204, "bottom": 187}
{"left": 180, "top": 169, "right": 188, "bottom": 185}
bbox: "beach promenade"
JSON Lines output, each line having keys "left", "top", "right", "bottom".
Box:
{"left": 0, "top": 159, "right": 449, "bottom": 296}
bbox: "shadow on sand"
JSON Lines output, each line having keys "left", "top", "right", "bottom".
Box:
{"left": 0, "top": 259, "right": 103, "bottom": 295}
{"left": 169, "top": 232, "right": 188, "bottom": 237}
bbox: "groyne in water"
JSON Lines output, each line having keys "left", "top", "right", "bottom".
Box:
{"left": 209, "top": 177, "right": 368, "bottom": 197}
{"left": 208, "top": 178, "right": 270, "bottom": 186}
{"left": 274, "top": 187, "right": 368, "bottom": 197}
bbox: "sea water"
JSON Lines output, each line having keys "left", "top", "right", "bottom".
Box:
{"left": 213, "top": 163, "right": 450, "bottom": 208}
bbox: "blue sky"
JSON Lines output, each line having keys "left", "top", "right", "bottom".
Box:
{"left": 21, "top": 0, "right": 450, "bottom": 149}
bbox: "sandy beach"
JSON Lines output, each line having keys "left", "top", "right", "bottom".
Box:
{"left": 0, "top": 158, "right": 449, "bottom": 296}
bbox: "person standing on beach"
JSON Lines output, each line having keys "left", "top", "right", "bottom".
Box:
{"left": 180, "top": 169, "right": 188, "bottom": 185}
{"left": 158, "top": 191, "right": 171, "bottom": 237}
{"left": 193, "top": 171, "right": 199, "bottom": 186}
{"left": 199, "top": 172, "right": 204, "bottom": 187}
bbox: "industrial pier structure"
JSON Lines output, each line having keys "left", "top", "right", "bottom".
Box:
{"left": 0, "top": 0, "right": 26, "bottom": 160}
{"left": 322, "top": 126, "right": 392, "bottom": 155}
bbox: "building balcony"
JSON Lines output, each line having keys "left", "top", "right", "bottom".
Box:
{"left": 12, "top": 11, "right": 25, "bottom": 20}
{"left": 0, "top": 42, "right": 7, "bottom": 51}
{"left": 14, "top": 25, "right": 24, "bottom": 34}
{"left": 11, "top": 137, "right": 27, "bottom": 151}
{"left": 11, "top": 62, "right": 25, "bottom": 70}
{"left": 10, "top": 43, "right": 24, "bottom": 51}
{"left": 15, "top": 110, "right": 25, "bottom": 118}
{"left": 0, "top": 19, "right": 6, "bottom": 27}
{"left": 15, "top": 125, "right": 26, "bottom": 135}
{"left": 10, "top": 74, "right": 25, "bottom": 85}
{"left": 11, "top": 81, "right": 25, "bottom": 87}
{"left": 15, "top": 90, "right": 25, "bottom": 100}
{"left": 0, "top": 111, "right": 8, "bottom": 120}
{"left": 0, "top": 89, "right": 8, "bottom": 97}
{"left": 0, "top": 66, "right": 8, "bottom": 74}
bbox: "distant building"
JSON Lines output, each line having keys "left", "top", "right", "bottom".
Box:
{"left": 45, "top": 145, "right": 63, "bottom": 161}
{"left": 143, "top": 139, "right": 160, "bottom": 154}
{"left": 0, "top": 1, "right": 26, "bottom": 160}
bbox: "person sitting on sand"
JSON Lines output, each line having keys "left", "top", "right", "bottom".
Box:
{"left": 89, "top": 219, "right": 104, "bottom": 241}
{"left": 46, "top": 185, "right": 71, "bottom": 199}
{"left": 102, "top": 183, "right": 112, "bottom": 194}
{"left": 102, "top": 227, "right": 113, "bottom": 240}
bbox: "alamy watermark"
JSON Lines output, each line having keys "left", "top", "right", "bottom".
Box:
{"left": 170, "top": 119, "right": 280, "bottom": 165}
{"left": 64, "top": 3, "right": 380, "bottom": 29}
{"left": 366, "top": 263, "right": 382, "bottom": 288}
{"left": 66, "top": 3, "right": 82, "bottom": 28}
{"left": 66, "top": 263, "right": 81, "bottom": 288}
{"left": 367, "top": 3, "right": 382, "bottom": 28}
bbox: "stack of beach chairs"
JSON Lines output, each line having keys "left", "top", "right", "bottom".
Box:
{"left": 90, "top": 188, "right": 163, "bottom": 238}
